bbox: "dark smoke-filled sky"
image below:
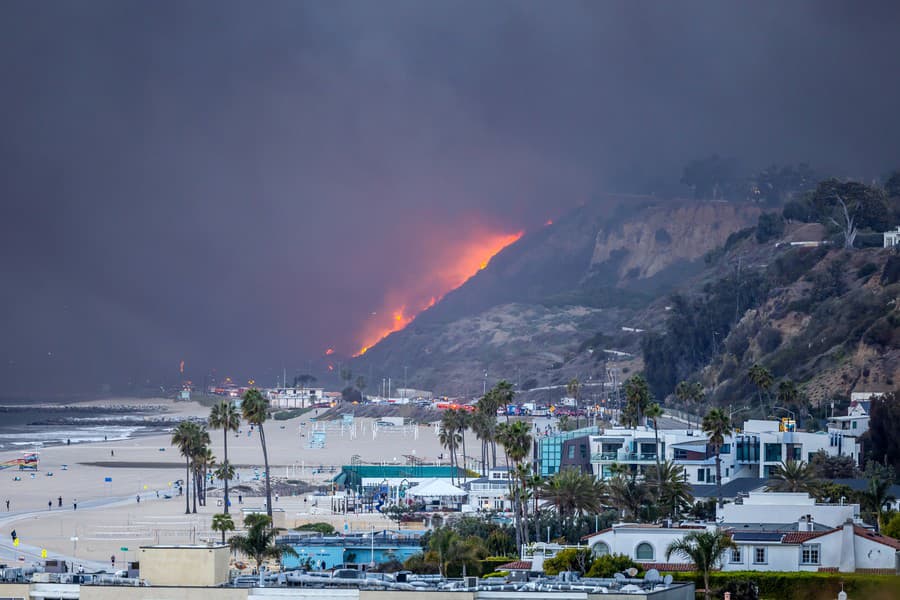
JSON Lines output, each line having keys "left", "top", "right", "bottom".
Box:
{"left": 2, "top": 1, "right": 900, "bottom": 395}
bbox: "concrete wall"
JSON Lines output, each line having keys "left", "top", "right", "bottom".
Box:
{"left": 0, "top": 582, "right": 30, "bottom": 599}
{"left": 82, "top": 586, "right": 248, "bottom": 600}
{"left": 138, "top": 545, "right": 230, "bottom": 587}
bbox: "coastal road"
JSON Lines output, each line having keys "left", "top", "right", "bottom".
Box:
{"left": 0, "top": 494, "right": 140, "bottom": 571}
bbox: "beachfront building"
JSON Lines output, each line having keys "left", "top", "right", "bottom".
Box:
{"left": 536, "top": 426, "right": 599, "bottom": 477}
{"left": 278, "top": 530, "right": 424, "bottom": 570}
{"left": 581, "top": 492, "right": 899, "bottom": 574}
{"left": 590, "top": 420, "right": 861, "bottom": 486}
{"left": 463, "top": 466, "right": 513, "bottom": 511}
{"left": 266, "top": 387, "right": 326, "bottom": 409}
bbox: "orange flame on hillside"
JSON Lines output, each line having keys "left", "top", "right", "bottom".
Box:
{"left": 324, "top": 348, "right": 335, "bottom": 356}
{"left": 354, "top": 230, "right": 523, "bottom": 356}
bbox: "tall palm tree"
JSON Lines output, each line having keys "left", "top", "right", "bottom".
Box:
{"left": 193, "top": 442, "right": 214, "bottom": 510}
{"left": 477, "top": 389, "right": 501, "bottom": 467}
{"left": 747, "top": 364, "right": 773, "bottom": 412}
{"left": 171, "top": 421, "right": 201, "bottom": 515}
{"left": 211, "top": 512, "right": 235, "bottom": 544}
{"left": 540, "top": 467, "right": 605, "bottom": 539}
{"left": 438, "top": 423, "right": 462, "bottom": 484}
{"left": 567, "top": 378, "right": 581, "bottom": 427}
{"left": 229, "top": 514, "right": 297, "bottom": 585}
{"left": 859, "top": 477, "right": 897, "bottom": 533}
{"left": 496, "top": 421, "right": 533, "bottom": 548}
{"left": 675, "top": 381, "right": 704, "bottom": 426}
{"left": 241, "top": 388, "right": 273, "bottom": 517}
{"left": 607, "top": 474, "right": 649, "bottom": 522}
{"left": 451, "top": 409, "right": 471, "bottom": 481}
{"left": 209, "top": 400, "right": 241, "bottom": 514}
{"left": 622, "top": 375, "right": 652, "bottom": 428}
{"left": 644, "top": 402, "right": 664, "bottom": 496}
{"left": 766, "top": 460, "right": 818, "bottom": 493}
{"left": 777, "top": 379, "right": 799, "bottom": 409}
{"left": 701, "top": 408, "right": 732, "bottom": 509}
{"left": 494, "top": 380, "right": 515, "bottom": 423}
{"left": 666, "top": 529, "right": 736, "bottom": 600}
{"left": 647, "top": 460, "right": 694, "bottom": 520}
{"left": 470, "top": 409, "right": 494, "bottom": 476}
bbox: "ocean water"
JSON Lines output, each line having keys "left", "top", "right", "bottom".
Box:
{"left": 0, "top": 399, "right": 167, "bottom": 452}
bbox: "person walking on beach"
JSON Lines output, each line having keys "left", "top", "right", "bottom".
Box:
{"left": 136, "top": 495, "right": 140, "bottom": 504}
{"left": 73, "top": 499, "right": 77, "bottom": 511}
{"left": 48, "top": 500, "right": 52, "bottom": 510}
{"left": 58, "top": 496, "right": 62, "bottom": 508}
{"left": 5, "top": 499, "right": 8, "bottom": 511}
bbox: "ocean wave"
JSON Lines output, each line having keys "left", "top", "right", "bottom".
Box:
{"left": 0, "top": 425, "right": 147, "bottom": 449}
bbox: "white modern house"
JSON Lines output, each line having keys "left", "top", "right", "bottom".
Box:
{"left": 265, "top": 387, "right": 326, "bottom": 408}
{"left": 463, "top": 467, "right": 514, "bottom": 511}
{"left": 580, "top": 492, "right": 899, "bottom": 574}
{"left": 589, "top": 420, "right": 860, "bottom": 486}
{"left": 883, "top": 226, "right": 900, "bottom": 248}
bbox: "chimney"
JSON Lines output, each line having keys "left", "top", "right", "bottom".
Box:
{"left": 839, "top": 519, "right": 855, "bottom": 573}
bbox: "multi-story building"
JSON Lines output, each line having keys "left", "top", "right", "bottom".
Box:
{"left": 536, "top": 426, "right": 598, "bottom": 477}
{"left": 590, "top": 420, "right": 860, "bottom": 485}
{"left": 463, "top": 466, "right": 513, "bottom": 511}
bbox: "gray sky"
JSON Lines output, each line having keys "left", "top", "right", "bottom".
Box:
{"left": 2, "top": 1, "right": 899, "bottom": 394}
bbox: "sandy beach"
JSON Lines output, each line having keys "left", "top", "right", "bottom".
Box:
{"left": 0, "top": 397, "right": 472, "bottom": 567}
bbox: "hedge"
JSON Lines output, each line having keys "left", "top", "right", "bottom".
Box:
{"left": 663, "top": 571, "right": 900, "bottom": 600}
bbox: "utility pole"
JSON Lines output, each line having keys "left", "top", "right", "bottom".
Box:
{"left": 404, "top": 366, "right": 408, "bottom": 398}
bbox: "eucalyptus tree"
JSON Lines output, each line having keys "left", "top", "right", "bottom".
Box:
{"left": 241, "top": 388, "right": 274, "bottom": 517}
{"left": 209, "top": 399, "right": 241, "bottom": 513}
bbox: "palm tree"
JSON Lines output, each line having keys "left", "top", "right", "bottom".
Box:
{"left": 607, "top": 474, "right": 649, "bottom": 521}
{"left": 622, "top": 375, "right": 652, "bottom": 428}
{"left": 766, "top": 460, "right": 818, "bottom": 493}
{"left": 438, "top": 413, "right": 463, "bottom": 483}
{"left": 193, "top": 441, "right": 214, "bottom": 510}
{"left": 541, "top": 467, "right": 605, "bottom": 539}
{"left": 211, "top": 512, "right": 235, "bottom": 544}
{"left": 675, "top": 381, "right": 704, "bottom": 426}
{"left": 777, "top": 379, "right": 799, "bottom": 409}
{"left": 494, "top": 380, "right": 515, "bottom": 423}
{"left": 644, "top": 402, "right": 664, "bottom": 496}
{"left": 209, "top": 400, "right": 241, "bottom": 514}
{"left": 859, "top": 477, "right": 897, "bottom": 533}
{"left": 567, "top": 378, "right": 580, "bottom": 426}
{"left": 496, "top": 421, "right": 533, "bottom": 548}
{"left": 171, "top": 421, "right": 201, "bottom": 515}
{"left": 470, "top": 409, "right": 494, "bottom": 476}
{"left": 666, "top": 529, "right": 736, "bottom": 600}
{"left": 646, "top": 460, "right": 694, "bottom": 520}
{"left": 747, "top": 364, "right": 773, "bottom": 411}
{"left": 241, "top": 388, "right": 273, "bottom": 517}
{"left": 701, "top": 408, "right": 732, "bottom": 509}
{"left": 451, "top": 409, "right": 472, "bottom": 481}
{"left": 229, "top": 514, "right": 297, "bottom": 585}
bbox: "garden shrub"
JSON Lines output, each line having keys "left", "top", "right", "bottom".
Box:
{"left": 585, "top": 553, "right": 643, "bottom": 578}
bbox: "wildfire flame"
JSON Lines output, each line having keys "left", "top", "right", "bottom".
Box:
{"left": 324, "top": 348, "right": 335, "bottom": 356}
{"left": 354, "top": 230, "right": 523, "bottom": 356}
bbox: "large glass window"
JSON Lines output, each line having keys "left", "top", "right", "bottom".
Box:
{"left": 764, "top": 443, "right": 782, "bottom": 462}
{"left": 635, "top": 543, "right": 654, "bottom": 560}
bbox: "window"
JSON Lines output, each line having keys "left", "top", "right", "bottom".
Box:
{"left": 568, "top": 446, "right": 575, "bottom": 459}
{"left": 764, "top": 443, "right": 782, "bottom": 462}
{"left": 753, "top": 547, "right": 767, "bottom": 564}
{"left": 730, "top": 548, "right": 742, "bottom": 563}
{"left": 852, "top": 421, "right": 857, "bottom": 429}
{"left": 791, "top": 447, "right": 802, "bottom": 461}
{"left": 801, "top": 544, "right": 820, "bottom": 565}
{"left": 697, "top": 469, "right": 705, "bottom": 482}
{"left": 674, "top": 448, "right": 688, "bottom": 460}
{"left": 592, "top": 542, "right": 610, "bottom": 558}
{"left": 635, "top": 543, "right": 654, "bottom": 560}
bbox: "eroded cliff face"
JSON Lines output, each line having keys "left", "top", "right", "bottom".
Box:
{"left": 591, "top": 202, "right": 762, "bottom": 282}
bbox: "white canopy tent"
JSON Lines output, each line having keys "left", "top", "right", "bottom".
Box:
{"left": 406, "top": 478, "right": 466, "bottom": 508}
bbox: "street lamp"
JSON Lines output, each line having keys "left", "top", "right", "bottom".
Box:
{"left": 772, "top": 406, "right": 796, "bottom": 420}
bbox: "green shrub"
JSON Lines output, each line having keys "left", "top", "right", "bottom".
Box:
{"left": 294, "top": 522, "right": 335, "bottom": 534}
{"left": 482, "top": 570, "right": 509, "bottom": 579}
{"left": 585, "top": 553, "right": 643, "bottom": 578}
{"left": 666, "top": 571, "right": 900, "bottom": 600}
{"left": 479, "top": 557, "right": 517, "bottom": 575}
{"left": 542, "top": 548, "right": 593, "bottom": 575}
